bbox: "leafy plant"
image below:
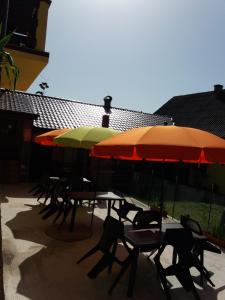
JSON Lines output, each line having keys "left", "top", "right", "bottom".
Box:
{"left": 212, "top": 225, "right": 225, "bottom": 240}
{"left": 0, "top": 23, "right": 19, "bottom": 90}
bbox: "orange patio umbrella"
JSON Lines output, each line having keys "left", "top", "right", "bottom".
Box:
{"left": 91, "top": 125, "right": 225, "bottom": 229}
{"left": 91, "top": 125, "right": 225, "bottom": 164}
{"left": 34, "top": 128, "right": 71, "bottom": 146}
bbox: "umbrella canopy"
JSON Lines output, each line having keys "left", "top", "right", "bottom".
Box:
{"left": 91, "top": 125, "right": 225, "bottom": 164}
{"left": 34, "top": 128, "right": 71, "bottom": 146}
{"left": 54, "top": 126, "right": 121, "bottom": 149}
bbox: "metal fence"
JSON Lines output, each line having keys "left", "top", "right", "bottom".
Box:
{"left": 127, "top": 176, "right": 225, "bottom": 241}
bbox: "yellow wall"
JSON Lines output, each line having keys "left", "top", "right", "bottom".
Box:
{"left": 36, "top": 1, "right": 51, "bottom": 51}
{"left": 2, "top": 47, "right": 48, "bottom": 90}
{"left": 1, "top": 0, "right": 51, "bottom": 91}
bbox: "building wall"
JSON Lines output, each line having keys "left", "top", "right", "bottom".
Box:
{"left": 0, "top": 112, "right": 34, "bottom": 183}
{"left": 1, "top": 0, "right": 51, "bottom": 91}
{"left": 36, "top": 0, "right": 51, "bottom": 51}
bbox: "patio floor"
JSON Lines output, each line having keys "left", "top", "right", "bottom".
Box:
{"left": 1, "top": 183, "right": 225, "bottom": 300}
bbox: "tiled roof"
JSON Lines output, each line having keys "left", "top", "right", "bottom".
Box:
{"left": 0, "top": 89, "right": 172, "bottom": 131}
{"left": 0, "top": 89, "right": 37, "bottom": 117}
{"left": 154, "top": 88, "right": 225, "bottom": 138}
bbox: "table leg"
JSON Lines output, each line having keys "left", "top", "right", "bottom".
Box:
{"left": 59, "top": 203, "right": 71, "bottom": 227}
{"left": 90, "top": 199, "right": 96, "bottom": 226}
{"left": 127, "top": 248, "right": 139, "bottom": 297}
{"left": 107, "top": 199, "right": 111, "bottom": 216}
{"left": 118, "top": 200, "right": 122, "bottom": 222}
{"left": 70, "top": 199, "right": 78, "bottom": 232}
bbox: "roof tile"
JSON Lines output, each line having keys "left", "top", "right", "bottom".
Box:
{"left": 0, "top": 89, "right": 172, "bottom": 130}
{"left": 155, "top": 89, "right": 225, "bottom": 137}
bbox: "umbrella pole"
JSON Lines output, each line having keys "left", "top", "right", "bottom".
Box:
{"left": 172, "top": 175, "right": 178, "bottom": 219}
{"left": 207, "top": 183, "right": 214, "bottom": 231}
{"left": 147, "top": 167, "right": 154, "bottom": 207}
{"left": 172, "top": 162, "right": 180, "bottom": 219}
{"left": 159, "top": 163, "right": 165, "bottom": 231}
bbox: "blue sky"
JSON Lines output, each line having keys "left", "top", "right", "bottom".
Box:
{"left": 28, "top": 0, "right": 225, "bottom": 113}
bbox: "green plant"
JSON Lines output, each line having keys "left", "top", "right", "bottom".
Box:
{"left": 0, "top": 23, "right": 19, "bottom": 90}
{"left": 212, "top": 225, "right": 225, "bottom": 240}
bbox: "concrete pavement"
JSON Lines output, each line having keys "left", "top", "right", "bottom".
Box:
{"left": 1, "top": 183, "right": 225, "bottom": 300}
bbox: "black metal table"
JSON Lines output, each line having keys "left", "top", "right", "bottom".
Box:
{"left": 68, "top": 191, "right": 125, "bottom": 232}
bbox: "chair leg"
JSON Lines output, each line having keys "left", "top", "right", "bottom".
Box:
{"left": 77, "top": 245, "right": 99, "bottom": 264}
{"left": 127, "top": 249, "right": 139, "bottom": 297}
{"left": 37, "top": 191, "right": 45, "bottom": 202}
{"left": 43, "top": 192, "right": 51, "bottom": 205}
{"left": 192, "top": 286, "right": 201, "bottom": 300}
{"left": 59, "top": 205, "right": 72, "bottom": 227}
{"left": 200, "top": 249, "right": 204, "bottom": 286}
{"left": 39, "top": 204, "right": 51, "bottom": 215}
{"left": 159, "top": 272, "right": 172, "bottom": 300}
{"left": 198, "top": 249, "right": 213, "bottom": 286}
{"left": 34, "top": 187, "right": 46, "bottom": 197}
{"left": 194, "top": 259, "right": 215, "bottom": 287}
{"left": 70, "top": 201, "right": 78, "bottom": 232}
{"left": 28, "top": 184, "right": 40, "bottom": 194}
{"left": 147, "top": 249, "right": 158, "bottom": 259}
{"left": 88, "top": 254, "right": 113, "bottom": 278}
{"left": 52, "top": 207, "right": 64, "bottom": 224}
{"left": 42, "top": 205, "right": 58, "bottom": 220}
{"left": 108, "top": 256, "right": 132, "bottom": 295}
{"left": 90, "top": 200, "right": 96, "bottom": 226}
{"left": 108, "top": 242, "right": 118, "bottom": 273}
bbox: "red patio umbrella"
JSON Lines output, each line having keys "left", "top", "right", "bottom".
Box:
{"left": 34, "top": 128, "right": 71, "bottom": 146}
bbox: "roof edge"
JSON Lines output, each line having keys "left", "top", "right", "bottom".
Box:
{"left": 2, "top": 89, "right": 167, "bottom": 117}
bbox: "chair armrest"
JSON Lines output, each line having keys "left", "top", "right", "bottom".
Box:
{"left": 203, "top": 241, "right": 221, "bottom": 254}
{"left": 192, "top": 232, "right": 207, "bottom": 241}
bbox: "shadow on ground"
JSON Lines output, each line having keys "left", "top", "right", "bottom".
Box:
{"left": 2, "top": 184, "right": 225, "bottom": 300}
{"left": 4, "top": 202, "right": 166, "bottom": 299}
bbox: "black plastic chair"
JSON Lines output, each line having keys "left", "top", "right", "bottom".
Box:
{"left": 154, "top": 228, "right": 214, "bottom": 300}
{"left": 77, "top": 216, "right": 133, "bottom": 279}
{"left": 30, "top": 176, "right": 68, "bottom": 204}
{"left": 109, "top": 210, "right": 163, "bottom": 296}
{"left": 180, "top": 215, "right": 221, "bottom": 285}
{"left": 112, "top": 198, "right": 143, "bottom": 223}
{"left": 38, "top": 176, "right": 95, "bottom": 229}
{"left": 130, "top": 209, "right": 162, "bottom": 258}
{"left": 39, "top": 183, "right": 70, "bottom": 221}
{"left": 132, "top": 209, "right": 162, "bottom": 229}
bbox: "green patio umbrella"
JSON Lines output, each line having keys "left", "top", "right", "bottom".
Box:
{"left": 53, "top": 126, "right": 121, "bottom": 149}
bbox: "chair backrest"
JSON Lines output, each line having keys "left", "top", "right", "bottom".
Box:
{"left": 132, "top": 209, "right": 161, "bottom": 229}
{"left": 99, "top": 216, "right": 124, "bottom": 252}
{"left": 113, "top": 200, "right": 143, "bottom": 219}
{"left": 163, "top": 228, "right": 194, "bottom": 262}
{"left": 180, "top": 215, "right": 202, "bottom": 235}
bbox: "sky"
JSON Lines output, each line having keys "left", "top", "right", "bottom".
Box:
{"left": 28, "top": 0, "right": 225, "bottom": 114}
